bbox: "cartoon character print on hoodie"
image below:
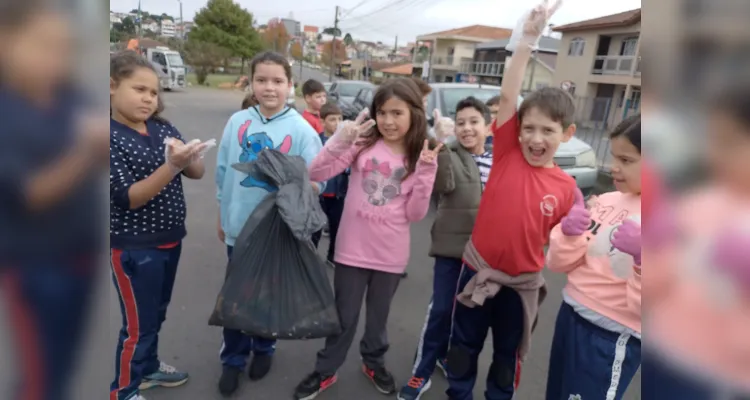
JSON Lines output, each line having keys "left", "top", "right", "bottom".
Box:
{"left": 236, "top": 119, "right": 292, "bottom": 190}
{"left": 361, "top": 157, "right": 406, "bottom": 206}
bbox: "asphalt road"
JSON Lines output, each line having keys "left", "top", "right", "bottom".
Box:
{"left": 109, "top": 88, "right": 640, "bottom": 400}
{"left": 292, "top": 62, "right": 333, "bottom": 85}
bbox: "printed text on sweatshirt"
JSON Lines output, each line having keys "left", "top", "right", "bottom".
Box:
{"left": 309, "top": 135, "right": 437, "bottom": 274}
{"left": 547, "top": 191, "right": 641, "bottom": 334}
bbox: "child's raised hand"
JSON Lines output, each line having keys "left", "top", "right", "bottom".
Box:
{"left": 523, "top": 0, "right": 563, "bottom": 40}
{"left": 433, "top": 109, "right": 455, "bottom": 142}
{"left": 165, "top": 138, "right": 200, "bottom": 173}
{"left": 335, "top": 108, "right": 376, "bottom": 142}
{"left": 419, "top": 139, "right": 444, "bottom": 164}
{"left": 560, "top": 188, "right": 591, "bottom": 236}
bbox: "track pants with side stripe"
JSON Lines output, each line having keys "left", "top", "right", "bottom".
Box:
{"left": 110, "top": 245, "right": 182, "bottom": 400}
{"left": 545, "top": 302, "right": 641, "bottom": 400}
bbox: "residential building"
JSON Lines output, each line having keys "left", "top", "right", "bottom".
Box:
{"left": 303, "top": 25, "right": 319, "bottom": 42}
{"left": 552, "top": 9, "right": 641, "bottom": 127}
{"left": 461, "top": 36, "right": 560, "bottom": 91}
{"left": 178, "top": 21, "right": 194, "bottom": 38}
{"left": 160, "top": 18, "right": 176, "bottom": 37}
{"left": 379, "top": 63, "right": 413, "bottom": 79}
{"left": 413, "top": 25, "right": 513, "bottom": 82}
{"left": 110, "top": 12, "right": 122, "bottom": 28}
{"left": 142, "top": 19, "right": 159, "bottom": 33}
{"left": 281, "top": 18, "right": 301, "bottom": 38}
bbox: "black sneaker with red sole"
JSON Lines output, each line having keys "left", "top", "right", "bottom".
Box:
{"left": 294, "top": 371, "right": 338, "bottom": 400}
{"left": 361, "top": 364, "right": 396, "bottom": 394}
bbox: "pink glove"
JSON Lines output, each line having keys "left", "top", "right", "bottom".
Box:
{"left": 612, "top": 219, "right": 641, "bottom": 266}
{"left": 711, "top": 229, "right": 750, "bottom": 289}
{"left": 560, "top": 188, "right": 591, "bottom": 236}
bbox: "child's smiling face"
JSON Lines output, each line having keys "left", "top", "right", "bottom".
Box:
{"left": 519, "top": 106, "right": 575, "bottom": 167}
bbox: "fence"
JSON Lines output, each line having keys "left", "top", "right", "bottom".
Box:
{"left": 571, "top": 96, "right": 640, "bottom": 172}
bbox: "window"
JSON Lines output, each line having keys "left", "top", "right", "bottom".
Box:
{"left": 620, "top": 37, "right": 638, "bottom": 56}
{"left": 568, "top": 38, "right": 585, "bottom": 56}
{"left": 629, "top": 89, "right": 641, "bottom": 110}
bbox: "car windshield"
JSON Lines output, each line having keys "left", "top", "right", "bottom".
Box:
{"left": 440, "top": 88, "right": 499, "bottom": 118}
{"left": 339, "top": 83, "right": 371, "bottom": 97}
{"left": 166, "top": 53, "right": 184, "bottom": 67}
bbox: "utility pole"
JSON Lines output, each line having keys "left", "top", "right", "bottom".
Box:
{"left": 329, "top": 5, "right": 339, "bottom": 81}
{"left": 298, "top": 36, "right": 305, "bottom": 82}
{"left": 391, "top": 35, "right": 398, "bottom": 62}
{"left": 177, "top": 0, "right": 184, "bottom": 39}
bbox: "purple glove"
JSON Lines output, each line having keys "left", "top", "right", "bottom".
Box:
{"left": 560, "top": 188, "right": 591, "bottom": 236}
{"left": 612, "top": 219, "right": 641, "bottom": 266}
{"left": 711, "top": 229, "right": 750, "bottom": 288}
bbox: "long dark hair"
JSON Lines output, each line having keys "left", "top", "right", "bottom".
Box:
{"left": 356, "top": 77, "right": 430, "bottom": 180}
{"left": 609, "top": 113, "right": 641, "bottom": 153}
{"left": 110, "top": 50, "right": 169, "bottom": 124}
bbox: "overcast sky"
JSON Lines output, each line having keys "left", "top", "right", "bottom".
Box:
{"left": 110, "top": 0, "right": 641, "bottom": 44}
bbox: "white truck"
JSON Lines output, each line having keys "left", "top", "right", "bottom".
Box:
{"left": 146, "top": 46, "right": 186, "bottom": 90}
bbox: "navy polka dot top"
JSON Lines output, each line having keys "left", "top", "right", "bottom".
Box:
{"left": 110, "top": 118, "right": 187, "bottom": 249}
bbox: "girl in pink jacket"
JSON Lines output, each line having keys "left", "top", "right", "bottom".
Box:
{"left": 293, "top": 78, "right": 441, "bottom": 400}
{"left": 641, "top": 84, "right": 750, "bottom": 398}
{"left": 545, "top": 114, "right": 642, "bottom": 400}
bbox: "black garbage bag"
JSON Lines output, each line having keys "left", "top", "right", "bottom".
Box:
{"left": 208, "top": 149, "right": 340, "bottom": 340}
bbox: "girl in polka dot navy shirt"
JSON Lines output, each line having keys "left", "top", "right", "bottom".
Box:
{"left": 109, "top": 51, "right": 210, "bottom": 400}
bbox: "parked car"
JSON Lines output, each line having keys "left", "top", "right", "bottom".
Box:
{"left": 345, "top": 86, "right": 376, "bottom": 120}
{"left": 428, "top": 83, "right": 599, "bottom": 195}
{"left": 327, "top": 80, "right": 374, "bottom": 115}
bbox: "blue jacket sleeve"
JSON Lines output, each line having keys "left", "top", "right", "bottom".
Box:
{"left": 110, "top": 134, "right": 137, "bottom": 210}
{"left": 215, "top": 117, "right": 234, "bottom": 204}
{"left": 299, "top": 121, "right": 326, "bottom": 193}
{"left": 0, "top": 135, "right": 27, "bottom": 211}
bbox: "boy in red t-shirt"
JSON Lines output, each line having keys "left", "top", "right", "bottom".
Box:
{"left": 444, "top": 2, "right": 578, "bottom": 400}
{"left": 300, "top": 79, "right": 327, "bottom": 133}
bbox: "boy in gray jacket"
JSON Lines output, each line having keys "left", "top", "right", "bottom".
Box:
{"left": 398, "top": 97, "right": 493, "bottom": 400}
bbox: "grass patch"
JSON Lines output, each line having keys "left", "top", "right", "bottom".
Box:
{"left": 186, "top": 73, "right": 243, "bottom": 88}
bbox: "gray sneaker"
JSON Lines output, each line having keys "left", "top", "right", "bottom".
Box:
{"left": 139, "top": 362, "right": 189, "bottom": 390}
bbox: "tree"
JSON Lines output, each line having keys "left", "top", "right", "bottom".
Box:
{"left": 321, "top": 40, "right": 347, "bottom": 64}
{"left": 343, "top": 33, "right": 354, "bottom": 46}
{"left": 322, "top": 27, "right": 341, "bottom": 37}
{"left": 183, "top": 39, "right": 231, "bottom": 85}
{"left": 262, "top": 22, "right": 289, "bottom": 53}
{"left": 190, "top": 0, "right": 263, "bottom": 73}
{"left": 120, "top": 16, "right": 136, "bottom": 35}
{"left": 290, "top": 41, "right": 303, "bottom": 60}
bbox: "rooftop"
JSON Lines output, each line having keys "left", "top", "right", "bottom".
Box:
{"left": 552, "top": 9, "right": 641, "bottom": 32}
{"left": 419, "top": 25, "right": 513, "bottom": 40}
{"left": 476, "top": 36, "right": 561, "bottom": 53}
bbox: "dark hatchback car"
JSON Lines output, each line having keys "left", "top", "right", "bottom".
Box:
{"left": 328, "top": 81, "right": 374, "bottom": 119}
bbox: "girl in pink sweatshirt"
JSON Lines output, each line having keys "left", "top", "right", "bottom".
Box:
{"left": 293, "top": 78, "right": 441, "bottom": 400}
{"left": 545, "top": 114, "right": 642, "bottom": 400}
{"left": 641, "top": 85, "right": 750, "bottom": 398}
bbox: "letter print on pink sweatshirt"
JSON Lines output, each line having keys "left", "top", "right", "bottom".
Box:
{"left": 361, "top": 157, "right": 407, "bottom": 206}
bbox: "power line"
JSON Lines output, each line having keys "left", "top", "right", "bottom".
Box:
{"left": 341, "top": 0, "right": 437, "bottom": 34}
{"left": 339, "top": 0, "right": 413, "bottom": 25}
{"left": 340, "top": 0, "right": 369, "bottom": 18}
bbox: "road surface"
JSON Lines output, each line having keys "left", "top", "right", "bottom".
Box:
{"left": 109, "top": 88, "right": 641, "bottom": 400}
{"left": 292, "top": 62, "right": 333, "bottom": 85}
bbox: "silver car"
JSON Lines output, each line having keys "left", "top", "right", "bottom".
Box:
{"left": 427, "top": 83, "right": 598, "bottom": 194}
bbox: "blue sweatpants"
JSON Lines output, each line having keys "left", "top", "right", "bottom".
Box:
{"left": 411, "top": 256, "right": 462, "bottom": 379}
{"left": 220, "top": 245, "right": 276, "bottom": 370}
{"left": 641, "top": 354, "right": 750, "bottom": 400}
{"left": 1, "top": 257, "right": 95, "bottom": 400}
{"left": 446, "top": 265, "right": 524, "bottom": 400}
{"left": 545, "top": 302, "right": 641, "bottom": 400}
{"left": 110, "top": 244, "right": 182, "bottom": 400}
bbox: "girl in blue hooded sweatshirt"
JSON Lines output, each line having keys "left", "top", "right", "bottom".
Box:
{"left": 214, "top": 51, "right": 325, "bottom": 397}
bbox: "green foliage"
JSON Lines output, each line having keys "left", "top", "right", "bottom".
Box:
{"left": 190, "top": 0, "right": 263, "bottom": 60}
{"left": 343, "top": 33, "right": 354, "bottom": 46}
{"left": 183, "top": 39, "right": 231, "bottom": 85}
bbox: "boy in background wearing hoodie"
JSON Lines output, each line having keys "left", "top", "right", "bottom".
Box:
{"left": 311, "top": 103, "right": 347, "bottom": 263}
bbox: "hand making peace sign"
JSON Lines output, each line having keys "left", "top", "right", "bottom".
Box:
{"left": 419, "top": 139, "right": 444, "bottom": 164}
{"left": 336, "top": 107, "right": 377, "bottom": 142}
